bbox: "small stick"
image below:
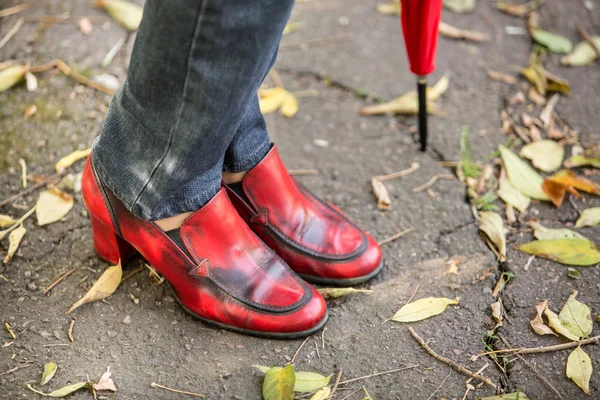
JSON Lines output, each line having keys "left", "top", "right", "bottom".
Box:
{"left": 150, "top": 382, "right": 205, "bottom": 398}
{"left": 577, "top": 25, "right": 600, "bottom": 59}
{"left": 338, "top": 364, "right": 419, "bottom": 385}
{"left": 426, "top": 371, "right": 451, "bottom": 400}
{"left": 321, "top": 327, "right": 326, "bottom": 349}
{"left": 43, "top": 343, "right": 70, "bottom": 347}
{"left": 0, "top": 17, "right": 24, "bottom": 50}
{"left": 413, "top": 174, "right": 455, "bottom": 192}
{"left": 0, "top": 174, "right": 60, "bottom": 208}
{"left": 4, "top": 322, "right": 16, "bottom": 339}
{"left": 29, "top": 60, "right": 115, "bottom": 95}
{"left": 408, "top": 326, "right": 497, "bottom": 389}
{"left": 269, "top": 69, "right": 284, "bottom": 88}
{"left": 482, "top": 335, "right": 600, "bottom": 357}
{"left": 289, "top": 169, "right": 319, "bottom": 176}
{"left": 376, "top": 162, "right": 420, "bottom": 182}
{"left": 67, "top": 318, "right": 76, "bottom": 343}
{"left": 0, "top": 3, "right": 30, "bottom": 18}
{"left": 378, "top": 227, "right": 415, "bottom": 246}
{"left": 314, "top": 340, "right": 320, "bottom": 358}
{"left": 18, "top": 159, "right": 27, "bottom": 188}
{"left": 120, "top": 265, "right": 145, "bottom": 283}
{"left": 287, "top": 336, "right": 310, "bottom": 365}
{"left": 329, "top": 368, "right": 343, "bottom": 397}
{"left": 42, "top": 268, "right": 76, "bottom": 295}
{"left": 0, "top": 362, "right": 33, "bottom": 376}
{"left": 339, "top": 387, "right": 363, "bottom": 400}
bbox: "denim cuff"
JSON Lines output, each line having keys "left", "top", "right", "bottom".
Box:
{"left": 222, "top": 140, "right": 271, "bottom": 173}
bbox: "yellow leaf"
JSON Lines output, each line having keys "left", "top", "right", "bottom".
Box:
{"left": 377, "top": 1, "right": 401, "bottom": 15}
{"left": 544, "top": 305, "right": 580, "bottom": 341}
{"left": 317, "top": 287, "right": 372, "bottom": 299}
{"left": 566, "top": 346, "right": 592, "bottom": 394}
{"left": 294, "top": 372, "right": 331, "bottom": 393}
{"left": 36, "top": 187, "right": 74, "bottom": 226}
{"left": 529, "top": 221, "right": 587, "bottom": 241}
{"left": 391, "top": 297, "right": 459, "bottom": 322}
{"left": 0, "top": 65, "right": 27, "bottom": 92}
{"left": 499, "top": 146, "right": 550, "bottom": 200}
{"left": 309, "top": 387, "right": 331, "bottom": 400}
{"left": 478, "top": 211, "right": 506, "bottom": 262}
{"left": 96, "top": 0, "right": 143, "bottom": 31}
{"left": 559, "top": 291, "right": 593, "bottom": 338}
{"left": 27, "top": 382, "right": 91, "bottom": 398}
{"left": 258, "top": 87, "right": 287, "bottom": 115}
{"left": 428, "top": 75, "right": 450, "bottom": 101}
{"left": 520, "top": 239, "right": 600, "bottom": 266}
{"left": 283, "top": 21, "right": 305, "bottom": 35}
{"left": 575, "top": 207, "right": 600, "bottom": 228}
{"left": 498, "top": 169, "right": 530, "bottom": 213}
{"left": 564, "top": 155, "right": 600, "bottom": 169}
{"left": 55, "top": 148, "right": 92, "bottom": 173}
{"left": 263, "top": 365, "right": 295, "bottom": 400}
{"left": 444, "top": 0, "right": 476, "bottom": 14}
{"left": 67, "top": 261, "right": 123, "bottom": 314}
{"left": 40, "top": 362, "right": 58, "bottom": 386}
{"left": 3, "top": 224, "right": 26, "bottom": 264}
{"left": 530, "top": 300, "right": 556, "bottom": 336}
{"left": 0, "top": 214, "right": 16, "bottom": 228}
{"left": 280, "top": 92, "right": 298, "bottom": 118}
{"left": 519, "top": 140, "right": 564, "bottom": 172}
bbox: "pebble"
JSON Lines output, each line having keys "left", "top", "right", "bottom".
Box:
{"left": 26, "top": 282, "right": 37, "bottom": 291}
{"left": 122, "top": 315, "right": 132, "bottom": 325}
{"left": 24, "top": 271, "right": 31, "bottom": 278}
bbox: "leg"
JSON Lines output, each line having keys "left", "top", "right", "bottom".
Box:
{"left": 93, "top": 0, "right": 294, "bottom": 221}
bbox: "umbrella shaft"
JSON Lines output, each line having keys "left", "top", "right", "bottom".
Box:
{"left": 417, "top": 77, "right": 427, "bottom": 152}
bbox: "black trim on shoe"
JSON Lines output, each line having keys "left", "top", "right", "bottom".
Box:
{"left": 298, "top": 259, "right": 385, "bottom": 287}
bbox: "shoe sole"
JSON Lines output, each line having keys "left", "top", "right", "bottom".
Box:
{"left": 297, "top": 259, "right": 384, "bottom": 287}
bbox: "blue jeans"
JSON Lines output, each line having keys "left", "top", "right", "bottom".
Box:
{"left": 92, "top": 0, "right": 294, "bottom": 220}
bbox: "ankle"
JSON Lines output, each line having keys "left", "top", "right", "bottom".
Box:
{"left": 222, "top": 170, "right": 248, "bottom": 185}
{"left": 154, "top": 211, "right": 194, "bottom": 231}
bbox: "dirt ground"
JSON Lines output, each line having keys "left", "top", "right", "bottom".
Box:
{"left": 1, "top": 0, "right": 599, "bottom": 399}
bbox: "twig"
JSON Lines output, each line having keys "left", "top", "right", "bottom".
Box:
{"left": 376, "top": 162, "right": 420, "bottom": 182}
{"left": 67, "top": 318, "right": 76, "bottom": 343}
{"left": 338, "top": 364, "right": 419, "bottom": 385}
{"left": 150, "top": 382, "right": 205, "bottom": 398}
{"left": 426, "top": 371, "right": 451, "bottom": 400}
{"left": 287, "top": 336, "right": 310, "bottom": 365}
{"left": 408, "top": 326, "right": 497, "bottom": 389}
{"left": 120, "top": 265, "right": 145, "bottom": 283}
{"left": 339, "top": 387, "right": 363, "bottom": 400}
{"left": 568, "top": 196, "right": 581, "bottom": 216}
{"left": 314, "top": 340, "right": 320, "bottom": 358}
{"left": 4, "top": 322, "right": 16, "bottom": 339}
{"left": 378, "top": 227, "right": 414, "bottom": 246}
{"left": 321, "top": 327, "right": 326, "bottom": 349}
{"left": 0, "top": 362, "right": 33, "bottom": 376}
{"left": 0, "top": 173, "right": 60, "bottom": 208}
{"left": 280, "top": 33, "right": 352, "bottom": 51}
{"left": 42, "top": 268, "right": 76, "bottom": 295}
{"left": 329, "top": 368, "right": 343, "bottom": 397}
{"left": 289, "top": 169, "right": 319, "bottom": 176}
{"left": 18, "top": 159, "right": 27, "bottom": 188}
{"left": 29, "top": 60, "right": 115, "bottom": 95}
{"left": 412, "top": 174, "right": 455, "bottom": 192}
{"left": 477, "top": 335, "right": 600, "bottom": 357}
{"left": 0, "top": 17, "right": 24, "bottom": 50}
{"left": 43, "top": 343, "right": 70, "bottom": 347}
{"left": 0, "top": 3, "right": 30, "bottom": 18}
{"left": 577, "top": 25, "right": 600, "bottom": 59}
{"left": 269, "top": 69, "right": 284, "bottom": 88}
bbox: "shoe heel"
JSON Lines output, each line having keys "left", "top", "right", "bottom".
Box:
{"left": 90, "top": 215, "right": 136, "bottom": 265}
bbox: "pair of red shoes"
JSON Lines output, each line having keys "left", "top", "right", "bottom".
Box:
{"left": 82, "top": 145, "right": 383, "bottom": 338}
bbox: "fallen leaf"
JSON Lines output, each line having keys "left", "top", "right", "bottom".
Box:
{"left": 0, "top": 214, "right": 15, "bottom": 228}
{"left": 490, "top": 301, "right": 503, "bottom": 324}
{"left": 27, "top": 382, "right": 91, "bottom": 398}
{"left": 96, "top": 0, "right": 143, "bottom": 31}
{"left": 479, "top": 393, "right": 531, "bottom": 400}
{"left": 549, "top": 170, "right": 600, "bottom": 196}
{"left": 478, "top": 211, "right": 506, "bottom": 262}
{"left": 317, "top": 288, "right": 373, "bottom": 299}
{"left": 499, "top": 146, "right": 550, "bottom": 200}
{"left": 541, "top": 179, "right": 575, "bottom": 207}
{"left": 443, "top": 0, "right": 476, "bottom": 14}
{"left": 530, "top": 300, "right": 556, "bottom": 336}
{"left": 529, "top": 221, "right": 587, "bottom": 241}
{"left": 25, "top": 71, "right": 37, "bottom": 92}
{"left": 258, "top": 87, "right": 288, "bottom": 114}
{"left": 545, "top": 70, "right": 570, "bottom": 95}
{"left": 559, "top": 291, "right": 592, "bottom": 338}
{"left": 376, "top": 1, "right": 401, "bottom": 15}
{"left": 3, "top": 224, "right": 26, "bottom": 264}
{"left": 566, "top": 346, "right": 592, "bottom": 394}
{"left": 488, "top": 70, "right": 517, "bottom": 84}
{"left": 279, "top": 92, "right": 298, "bottom": 118}
{"left": 253, "top": 365, "right": 271, "bottom": 374}
{"left": 36, "top": 187, "right": 74, "bottom": 226}
{"left": 0, "top": 64, "right": 27, "bottom": 92}
{"left": 497, "top": 0, "right": 545, "bottom": 16}
{"left": 564, "top": 155, "right": 600, "bottom": 168}
{"left": 263, "top": 365, "right": 295, "bottom": 400}
{"left": 528, "top": 87, "right": 546, "bottom": 105}
{"left": 371, "top": 178, "right": 391, "bottom": 210}
{"left": 568, "top": 268, "right": 581, "bottom": 279}
{"left": 520, "top": 239, "right": 600, "bottom": 266}
{"left": 561, "top": 37, "right": 600, "bottom": 66}
{"left": 391, "top": 297, "right": 459, "bottom": 322}
{"left": 283, "top": 21, "right": 305, "bottom": 35}
{"left": 519, "top": 140, "right": 564, "bottom": 172}
{"left": 309, "top": 387, "right": 331, "bottom": 400}
{"left": 294, "top": 372, "right": 331, "bottom": 393}
{"left": 55, "top": 148, "right": 92, "bottom": 173}
{"left": 531, "top": 28, "right": 573, "bottom": 54}
{"left": 77, "top": 17, "right": 93, "bottom": 35}
{"left": 575, "top": 207, "right": 600, "bottom": 228}
{"left": 520, "top": 65, "right": 546, "bottom": 95}
{"left": 545, "top": 306, "right": 580, "bottom": 341}
{"left": 439, "top": 22, "right": 488, "bottom": 42}
{"left": 498, "top": 168, "right": 530, "bottom": 213}
{"left": 67, "top": 261, "right": 123, "bottom": 314}
{"left": 40, "top": 362, "right": 58, "bottom": 386}
{"left": 539, "top": 94, "right": 559, "bottom": 128}
{"left": 94, "top": 367, "right": 117, "bottom": 392}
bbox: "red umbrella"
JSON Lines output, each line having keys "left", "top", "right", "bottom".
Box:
{"left": 400, "top": 0, "right": 443, "bottom": 151}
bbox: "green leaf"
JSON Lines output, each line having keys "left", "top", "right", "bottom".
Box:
{"left": 263, "top": 366, "right": 295, "bottom": 400}
{"left": 253, "top": 365, "right": 271, "bottom": 374}
{"left": 294, "top": 372, "right": 331, "bottom": 393}
{"left": 519, "top": 140, "right": 564, "bottom": 172}
{"left": 519, "top": 239, "right": 600, "bottom": 266}
{"left": 564, "top": 155, "right": 600, "bottom": 168}
{"left": 529, "top": 221, "right": 587, "bottom": 241}
{"left": 309, "top": 387, "right": 331, "bottom": 400}
{"left": 391, "top": 297, "right": 459, "bottom": 322}
{"left": 499, "top": 146, "right": 549, "bottom": 200}
{"left": 558, "top": 291, "right": 592, "bottom": 338}
{"left": 568, "top": 268, "right": 581, "bottom": 279}
{"left": 498, "top": 170, "right": 530, "bottom": 213}
{"left": 561, "top": 37, "right": 600, "bottom": 66}
{"left": 317, "top": 288, "right": 372, "bottom": 299}
{"left": 531, "top": 28, "right": 573, "bottom": 54}
{"left": 544, "top": 306, "right": 580, "bottom": 341}
{"left": 27, "top": 382, "right": 91, "bottom": 397}
{"left": 40, "top": 362, "right": 57, "bottom": 386}
{"left": 479, "top": 392, "right": 531, "bottom": 400}
{"left": 479, "top": 211, "right": 506, "bottom": 261}
{"left": 566, "top": 346, "right": 592, "bottom": 394}
{"left": 575, "top": 207, "right": 600, "bottom": 228}
{"left": 443, "top": 0, "right": 476, "bottom": 14}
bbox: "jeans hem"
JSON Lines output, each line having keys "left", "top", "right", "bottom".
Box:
{"left": 222, "top": 140, "right": 271, "bottom": 173}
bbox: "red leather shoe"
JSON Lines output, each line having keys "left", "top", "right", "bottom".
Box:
{"left": 82, "top": 157, "right": 327, "bottom": 338}
{"left": 225, "top": 145, "right": 383, "bottom": 286}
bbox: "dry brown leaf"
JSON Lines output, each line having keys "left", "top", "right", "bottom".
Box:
{"left": 67, "top": 261, "right": 123, "bottom": 314}
{"left": 3, "top": 224, "right": 26, "bottom": 264}
{"left": 36, "top": 187, "right": 74, "bottom": 226}
{"left": 490, "top": 301, "right": 503, "bottom": 324}
{"left": 371, "top": 177, "right": 391, "bottom": 210}
{"left": 541, "top": 179, "right": 577, "bottom": 207}
{"left": 94, "top": 367, "right": 117, "bottom": 392}
{"left": 439, "top": 21, "right": 488, "bottom": 42}
{"left": 548, "top": 170, "right": 600, "bottom": 196}
{"left": 478, "top": 211, "right": 506, "bottom": 262}
{"left": 530, "top": 300, "right": 556, "bottom": 336}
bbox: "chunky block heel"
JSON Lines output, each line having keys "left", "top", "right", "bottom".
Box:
{"left": 90, "top": 215, "right": 136, "bottom": 265}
